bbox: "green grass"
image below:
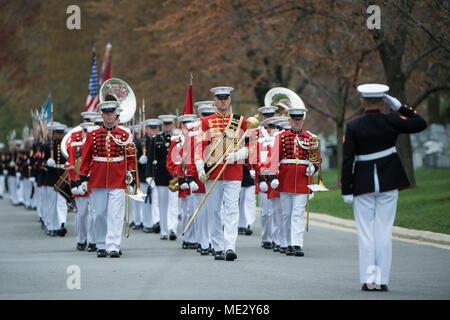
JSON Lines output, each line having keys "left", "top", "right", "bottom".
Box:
{"left": 310, "top": 168, "right": 450, "bottom": 235}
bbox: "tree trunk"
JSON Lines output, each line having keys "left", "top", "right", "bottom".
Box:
{"left": 335, "top": 119, "right": 344, "bottom": 187}
{"left": 427, "top": 92, "right": 441, "bottom": 124}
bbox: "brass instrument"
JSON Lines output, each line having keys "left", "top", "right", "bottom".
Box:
{"left": 264, "top": 87, "right": 308, "bottom": 118}
{"left": 183, "top": 114, "right": 259, "bottom": 235}
{"left": 168, "top": 177, "right": 179, "bottom": 192}
{"left": 99, "top": 78, "right": 137, "bottom": 124}
{"left": 306, "top": 136, "right": 328, "bottom": 232}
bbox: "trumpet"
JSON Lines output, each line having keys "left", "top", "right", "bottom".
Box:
{"left": 306, "top": 136, "right": 328, "bottom": 232}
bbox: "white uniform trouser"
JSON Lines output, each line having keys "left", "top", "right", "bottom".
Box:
{"left": 192, "top": 192, "right": 209, "bottom": 250}
{"left": 354, "top": 189, "right": 398, "bottom": 285}
{"left": 90, "top": 188, "right": 125, "bottom": 253}
{"left": 156, "top": 186, "right": 178, "bottom": 236}
{"left": 30, "top": 180, "right": 37, "bottom": 209}
{"left": 205, "top": 180, "right": 241, "bottom": 252}
{"left": 269, "top": 198, "right": 283, "bottom": 247}
{"left": 181, "top": 196, "right": 194, "bottom": 242}
{"left": 7, "top": 176, "right": 18, "bottom": 205}
{"left": 22, "top": 178, "right": 32, "bottom": 208}
{"left": 151, "top": 185, "right": 160, "bottom": 226}
{"left": 238, "top": 186, "right": 256, "bottom": 229}
{"left": 0, "top": 175, "right": 5, "bottom": 197}
{"left": 259, "top": 192, "right": 271, "bottom": 243}
{"left": 57, "top": 193, "right": 68, "bottom": 226}
{"left": 280, "top": 193, "right": 309, "bottom": 247}
{"left": 36, "top": 186, "right": 43, "bottom": 220}
{"left": 139, "top": 182, "right": 153, "bottom": 228}
{"left": 17, "top": 178, "right": 24, "bottom": 205}
{"left": 75, "top": 197, "right": 95, "bottom": 244}
{"left": 45, "top": 186, "right": 59, "bottom": 230}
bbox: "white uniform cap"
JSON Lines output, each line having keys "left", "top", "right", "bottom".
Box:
{"left": 145, "top": 118, "right": 162, "bottom": 127}
{"left": 158, "top": 115, "right": 177, "bottom": 123}
{"left": 80, "top": 122, "right": 93, "bottom": 130}
{"left": 197, "top": 106, "right": 217, "bottom": 115}
{"left": 357, "top": 83, "right": 389, "bottom": 98}
{"left": 260, "top": 117, "right": 280, "bottom": 127}
{"left": 288, "top": 107, "right": 308, "bottom": 120}
{"left": 80, "top": 111, "right": 100, "bottom": 121}
{"left": 93, "top": 116, "right": 104, "bottom": 124}
{"left": 210, "top": 87, "right": 234, "bottom": 96}
{"left": 258, "top": 106, "right": 278, "bottom": 115}
{"left": 194, "top": 101, "right": 215, "bottom": 108}
{"left": 99, "top": 101, "right": 121, "bottom": 114}
{"left": 178, "top": 114, "right": 198, "bottom": 123}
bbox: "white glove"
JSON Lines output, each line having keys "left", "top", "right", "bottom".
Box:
{"left": 259, "top": 181, "right": 268, "bottom": 192}
{"left": 16, "top": 172, "right": 21, "bottom": 179}
{"left": 145, "top": 177, "right": 156, "bottom": 188}
{"left": 195, "top": 160, "right": 207, "bottom": 183}
{"left": 189, "top": 181, "right": 199, "bottom": 192}
{"left": 2, "top": 170, "right": 7, "bottom": 175}
{"left": 125, "top": 172, "right": 133, "bottom": 185}
{"left": 342, "top": 194, "right": 354, "bottom": 204}
{"left": 71, "top": 187, "right": 80, "bottom": 195}
{"left": 249, "top": 170, "right": 255, "bottom": 179}
{"left": 9, "top": 161, "right": 16, "bottom": 168}
{"left": 29, "top": 177, "right": 36, "bottom": 183}
{"left": 80, "top": 181, "right": 88, "bottom": 193}
{"left": 305, "top": 163, "right": 316, "bottom": 177}
{"left": 139, "top": 155, "right": 147, "bottom": 165}
{"left": 77, "top": 185, "right": 86, "bottom": 196}
{"left": 225, "top": 147, "right": 248, "bottom": 163}
{"left": 180, "top": 182, "right": 189, "bottom": 190}
{"left": 383, "top": 94, "right": 401, "bottom": 111}
{"left": 47, "top": 158, "right": 56, "bottom": 168}
{"left": 270, "top": 179, "right": 279, "bottom": 189}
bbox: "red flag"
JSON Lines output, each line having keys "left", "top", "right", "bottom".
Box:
{"left": 182, "top": 73, "right": 194, "bottom": 115}
{"left": 99, "top": 43, "right": 112, "bottom": 87}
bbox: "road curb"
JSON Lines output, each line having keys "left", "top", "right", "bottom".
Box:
{"left": 309, "top": 212, "right": 450, "bottom": 249}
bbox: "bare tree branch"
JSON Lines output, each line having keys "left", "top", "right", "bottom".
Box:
{"left": 410, "top": 85, "right": 450, "bottom": 109}
{"left": 404, "top": 46, "right": 440, "bottom": 79}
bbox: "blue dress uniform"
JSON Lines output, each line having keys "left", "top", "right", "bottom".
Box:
{"left": 341, "top": 84, "right": 427, "bottom": 291}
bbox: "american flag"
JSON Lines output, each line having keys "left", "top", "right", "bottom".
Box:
{"left": 85, "top": 48, "right": 99, "bottom": 112}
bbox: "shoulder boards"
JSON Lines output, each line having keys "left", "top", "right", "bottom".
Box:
{"left": 87, "top": 125, "right": 100, "bottom": 133}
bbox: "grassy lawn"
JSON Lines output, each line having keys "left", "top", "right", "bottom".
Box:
{"left": 310, "top": 168, "right": 450, "bottom": 235}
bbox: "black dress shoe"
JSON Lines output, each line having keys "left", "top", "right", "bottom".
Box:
{"left": 286, "top": 246, "right": 295, "bottom": 256}
{"left": 182, "top": 241, "right": 189, "bottom": 249}
{"left": 279, "top": 247, "right": 287, "bottom": 254}
{"left": 362, "top": 283, "right": 379, "bottom": 291}
{"left": 294, "top": 246, "right": 304, "bottom": 256}
{"left": 238, "top": 227, "right": 245, "bottom": 235}
{"left": 189, "top": 242, "right": 197, "bottom": 249}
{"left": 377, "top": 285, "right": 389, "bottom": 291}
{"left": 57, "top": 227, "right": 67, "bottom": 237}
{"left": 169, "top": 231, "right": 177, "bottom": 240}
{"left": 142, "top": 227, "right": 152, "bottom": 233}
{"left": 200, "top": 248, "right": 209, "bottom": 255}
{"left": 160, "top": 235, "right": 168, "bottom": 240}
{"left": 97, "top": 249, "right": 108, "bottom": 258}
{"left": 273, "top": 245, "right": 280, "bottom": 252}
{"left": 263, "top": 242, "right": 272, "bottom": 249}
{"left": 87, "top": 243, "right": 97, "bottom": 252}
{"left": 76, "top": 241, "right": 87, "bottom": 251}
{"left": 214, "top": 250, "right": 225, "bottom": 260}
{"left": 152, "top": 222, "right": 160, "bottom": 233}
{"left": 109, "top": 251, "right": 120, "bottom": 258}
{"left": 245, "top": 227, "right": 253, "bottom": 236}
{"left": 225, "top": 249, "right": 237, "bottom": 261}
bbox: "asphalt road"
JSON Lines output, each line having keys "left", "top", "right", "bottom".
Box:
{"left": 0, "top": 195, "right": 449, "bottom": 301}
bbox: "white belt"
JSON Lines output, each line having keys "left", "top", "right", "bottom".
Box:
{"left": 93, "top": 156, "right": 124, "bottom": 163}
{"left": 280, "top": 159, "right": 310, "bottom": 165}
{"left": 355, "top": 146, "right": 397, "bottom": 162}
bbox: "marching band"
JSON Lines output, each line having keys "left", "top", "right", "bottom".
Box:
{"left": 0, "top": 80, "right": 426, "bottom": 291}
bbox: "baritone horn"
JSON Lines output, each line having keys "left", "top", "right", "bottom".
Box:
{"left": 306, "top": 136, "right": 328, "bottom": 232}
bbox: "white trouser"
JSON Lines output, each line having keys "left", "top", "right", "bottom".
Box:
{"left": 156, "top": 186, "right": 179, "bottom": 236}
{"left": 280, "top": 193, "right": 308, "bottom": 247}
{"left": 90, "top": 188, "right": 126, "bottom": 253}
{"left": 17, "top": 179, "right": 24, "bottom": 205}
{"left": 30, "top": 180, "right": 37, "bottom": 209}
{"left": 151, "top": 185, "right": 160, "bottom": 225}
{"left": 0, "top": 175, "right": 5, "bottom": 196}
{"left": 259, "top": 192, "right": 272, "bottom": 243}
{"left": 7, "top": 176, "right": 18, "bottom": 205}
{"left": 354, "top": 189, "right": 398, "bottom": 285}
{"left": 238, "top": 186, "right": 256, "bottom": 229}
{"left": 192, "top": 193, "right": 209, "bottom": 249}
{"left": 205, "top": 180, "right": 241, "bottom": 252}
{"left": 75, "top": 197, "right": 95, "bottom": 244}
{"left": 139, "top": 182, "right": 154, "bottom": 228}
{"left": 57, "top": 192, "right": 68, "bottom": 226}
{"left": 22, "top": 178, "right": 32, "bottom": 208}
{"left": 269, "top": 198, "right": 283, "bottom": 247}
{"left": 45, "top": 186, "right": 59, "bottom": 230}
{"left": 181, "top": 197, "right": 194, "bottom": 242}
{"left": 36, "top": 186, "right": 43, "bottom": 219}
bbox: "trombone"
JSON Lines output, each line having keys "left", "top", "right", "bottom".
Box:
{"left": 306, "top": 136, "right": 328, "bottom": 232}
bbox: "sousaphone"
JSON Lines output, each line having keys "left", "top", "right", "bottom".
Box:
{"left": 99, "top": 78, "right": 136, "bottom": 124}
{"left": 264, "top": 87, "right": 308, "bottom": 118}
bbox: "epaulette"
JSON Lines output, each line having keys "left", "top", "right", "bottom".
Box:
{"left": 306, "top": 130, "right": 318, "bottom": 138}
{"left": 71, "top": 127, "right": 83, "bottom": 133}
{"left": 118, "top": 125, "right": 131, "bottom": 135}
{"left": 87, "top": 125, "right": 100, "bottom": 133}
